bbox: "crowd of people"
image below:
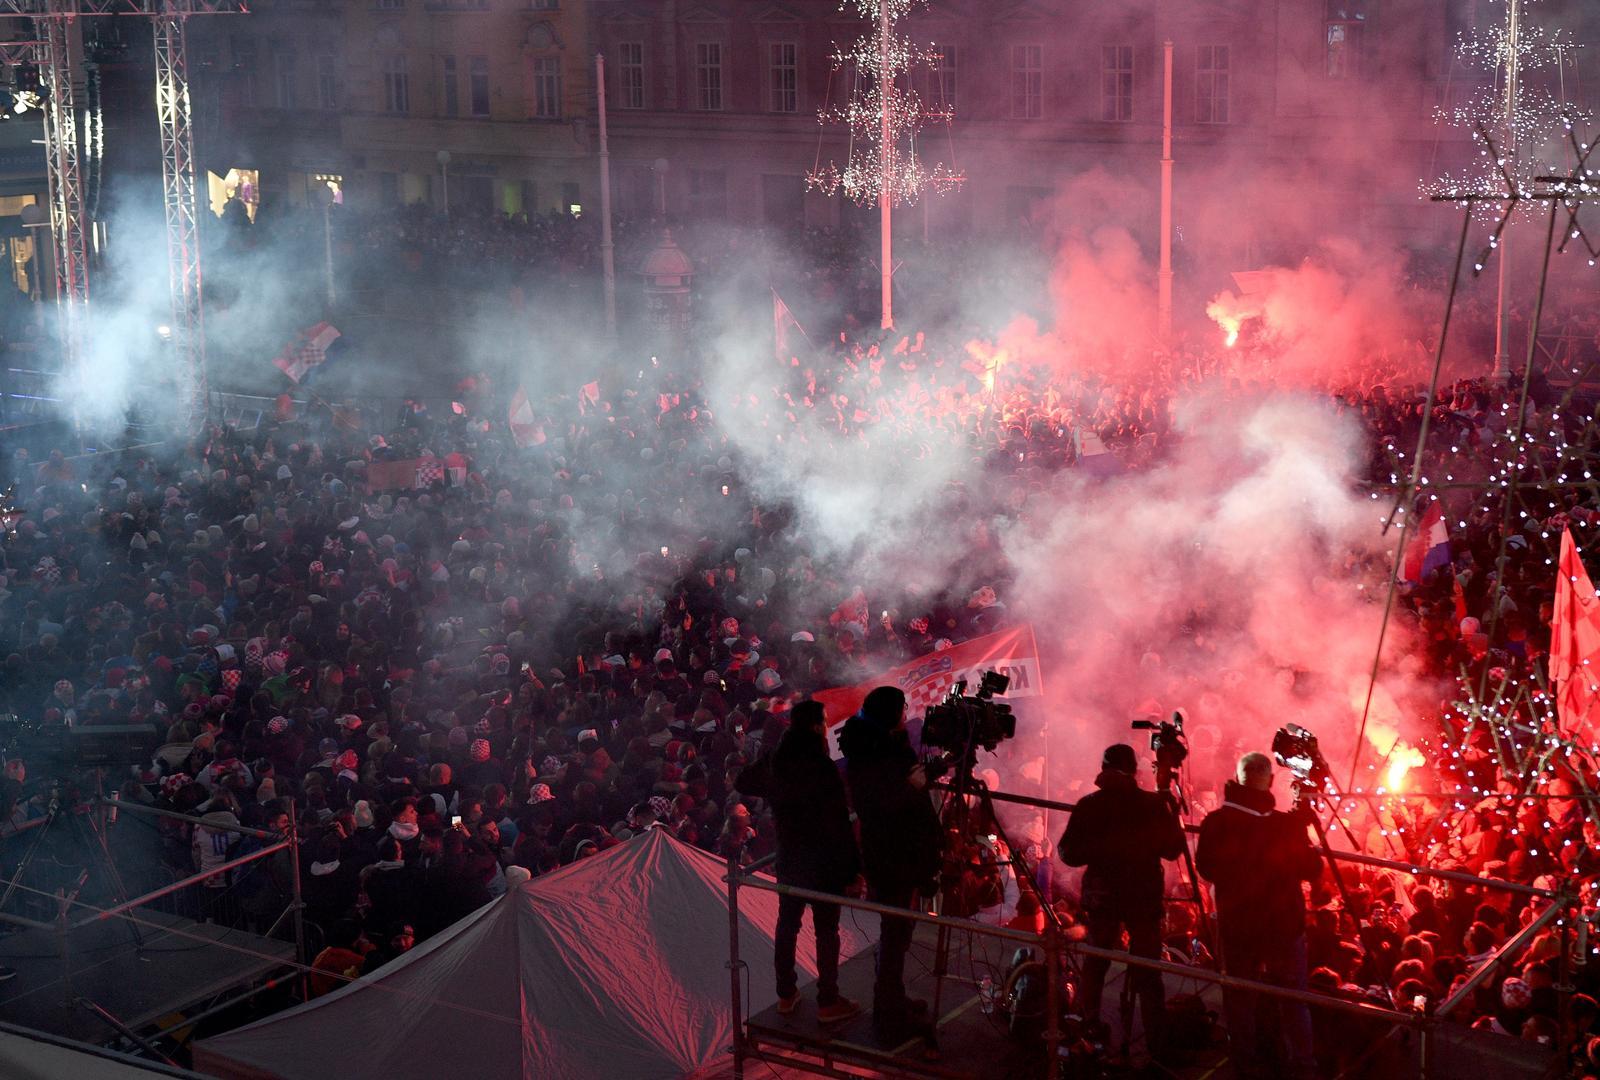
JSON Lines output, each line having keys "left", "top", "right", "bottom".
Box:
{"left": 2, "top": 250, "right": 1600, "bottom": 1074}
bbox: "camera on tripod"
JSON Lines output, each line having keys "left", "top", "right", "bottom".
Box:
{"left": 1271, "top": 723, "right": 1331, "bottom": 791}
{"left": 1130, "top": 711, "right": 1189, "bottom": 775}
{"left": 921, "top": 670, "right": 1016, "bottom": 755}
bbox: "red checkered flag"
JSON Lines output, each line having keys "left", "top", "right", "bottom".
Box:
{"left": 1551, "top": 529, "right": 1600, "bottom": 738}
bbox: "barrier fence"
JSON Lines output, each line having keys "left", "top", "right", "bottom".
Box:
{"left": 727, "top": 784, "right": 1581, "bottom": 1080}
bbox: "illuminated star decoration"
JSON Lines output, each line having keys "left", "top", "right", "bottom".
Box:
{"left": 806, "top": 0, "right": 964, "bottom": 207}
{"left": 1421, "top": 0, "right": 1590, "bottom": 228}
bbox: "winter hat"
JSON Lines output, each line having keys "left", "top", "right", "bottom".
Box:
{"left": 1101, "top": 744, "right": 1138, "bottom": 774}
{"left": 339, "top": 714, "right": 363, "bottom": 731}
{"left": 353, "top": 800, "right": 375, "bottom": 828}
{"left": 1501, "top": 977, "right": 1532, "bottom": 1010}
{"left": 469, "top": 739, "right": 491, "bottom": 763}
{"left": 755, "top": 669, "right": 783, "bottom": 693}
{"left": 447, "top": 726, "right": 470, "bottom": 748}
{"left": 529, "top": 783, "right": 555, "bottom": 804}
{"left": 337, "top": 750, "right": 359, "bottom": 771}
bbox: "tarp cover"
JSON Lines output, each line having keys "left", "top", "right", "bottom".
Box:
{"left": 194, "top": 829, "right": 867, "bottom": 1080}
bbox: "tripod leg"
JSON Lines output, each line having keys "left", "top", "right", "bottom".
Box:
{"left": 77, "top": 811, "right": 144, "bottom": 948}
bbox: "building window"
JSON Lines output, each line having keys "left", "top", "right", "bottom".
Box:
{"left": 761, "top": 173, "right": 803, "bottom": 226}
{"left": 769, "top": 42, "right": 797, "bottom": 113}
{"left": 618, "top": 42, "right": 644, "bottom": 109}
{"left": 695, "top": 41, "right": 723, "bottom": 111}
{"left": 316, "top": 54, "right": 338, "bottom": 109}
{"left": 1101, "top": 44, "right": 1132, "bottom": 122}
{"left": 533, "top": 56, "right": 561, "bottom": 118}
{"left": 383, "top": 54, "right": 409, "bottom": 114}
{"left": 469, "top": 56, "right": 490, "bottom": 116}
{"left": 441, "top": 56, "right": 459, "bottom": 116}
{"left": 273, "top": 50, "right": 296, "bottom": 109}
{"left": 1011, "top": 44, "right": 1041, "bottom": 119}
{"left": 1195, "top": 44, "right": 1229, "bottom": 123}
{"left": 928, "top": 43, "right": 956, "bottom": 110}
{"left": 1325, "top": 2, "right": 1365, "bottom": 78}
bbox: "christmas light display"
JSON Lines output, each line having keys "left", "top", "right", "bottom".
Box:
{"left": 806, "top": 0, "right": 963, "bottom": 207}
{"left": 1422, "top": 0, "right": 1587, "bottom": 224}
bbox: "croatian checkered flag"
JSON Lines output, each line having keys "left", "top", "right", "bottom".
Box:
{"left": 272, "top": 323, "right": 342, "bottom": 384}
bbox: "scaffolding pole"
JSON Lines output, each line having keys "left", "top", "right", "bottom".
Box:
{"left": 154, "top": 0, "right": 206, "bottom": 432}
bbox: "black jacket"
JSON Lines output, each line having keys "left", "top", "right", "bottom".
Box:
{"left": 838, "top": 715, "right": 942, "bottom": 892}
{"left": 1196, "top": 781, "right": 1323, "bottom": 947}
{"left": 1057, "top": 769, "right": 1185, "bottom": 921}
{"left": 739, "top": 728, "right": 860, "bottom": 892}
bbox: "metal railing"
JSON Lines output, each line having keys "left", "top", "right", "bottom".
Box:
{"left": 729, "top": 784, "right": 1579, "bottom": 1079}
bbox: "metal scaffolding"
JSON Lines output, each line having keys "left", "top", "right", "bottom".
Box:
{"left": 153, "top": 1, "right": 204, "bottom": 430}
{"left": 0, "top": 0, "right": 246, "bottom": 433}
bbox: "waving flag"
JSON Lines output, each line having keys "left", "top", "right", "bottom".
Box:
{"left": 813, "top": 624, "right": 1044, "bottom": 746}
{"left": 509, "top": 387, "right": 544, "bottom": 448}
{"left": 1401, "top": 501, "right": 1451, "bottom": 584}
{"left": 773, "top": 289, "right": 811, "bottom": 368}
{"left": 272, "top": 322, "right": 341, "bottom": 384}
{"left": 1551, "top": 529, "right": 1600, "bottom": 739}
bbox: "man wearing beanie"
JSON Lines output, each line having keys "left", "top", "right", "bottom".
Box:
{"left": 1196, "top": 752, "right": 1321, "bottom": 1079}
{"left": 1057, "top": 742, "right": 1185, "bottom": 1057}
{"left": 837, "top": 686, "right": 941, "bottom": 1043}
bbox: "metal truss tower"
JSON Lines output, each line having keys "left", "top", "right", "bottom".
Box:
{"left": 153, "top": 2, "right": 204, "bottom": 431}
{"left": 0, "top": 0, "right": 245, "bottom": 433}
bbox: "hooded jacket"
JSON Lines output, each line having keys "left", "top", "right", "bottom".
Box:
{"left": 738, "top": 724, "right": 860, "bottom": 892}
{"left": 1195, "top": 780, "right": 1323, "bottom": 947}
{"left": 1057, "top": 769, "right": 1185, "bottom": 920}
{"left": 837, "top": 713, "right": 942, "bottom": 891}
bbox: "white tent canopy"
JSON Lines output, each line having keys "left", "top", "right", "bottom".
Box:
{"left": 195, "top": 829, "right": 867, "bottom": 1080}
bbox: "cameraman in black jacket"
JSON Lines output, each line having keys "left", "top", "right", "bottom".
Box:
{"left": 1058, "top": 743, "right": 1186, "bottom": 1051}
{"left": 1196, "top": 751, "right": 1321, "bottom": 1080}
{"left": 838, "top": 686, "right": 943, "bottom": 1038}
{"left": 738, "top": 701, "right": 862, "bottom": 1024}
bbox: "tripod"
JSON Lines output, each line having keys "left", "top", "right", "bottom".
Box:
{"left": 928, "top": 754, "right": 1070, "bottom": 1045}
{"left": 1289, "top": 778, "right": 1357, "bottom": 917}
{"left": 0, "top": 771, "right": 144, "bottom": 948}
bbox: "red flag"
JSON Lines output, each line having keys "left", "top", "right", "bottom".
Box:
{"left": 1551, "top": 529, "right": 1600, "bottom": 738}
{"left": 578, "top": 381, "right": 600, "bottom": 415}
{"left": 813, "top": 625, "right": 1044, "bottom": 746}
{"left": 509, "top": 386, "right": 543, "bottom": 448}
{"left": 272, "top": 322, "right": 341, "bottom": 383}
{"left": 773, "top": 289, "right": 809, "bottom": 367}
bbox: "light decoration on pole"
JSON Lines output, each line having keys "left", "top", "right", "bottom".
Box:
{"left": 805, "top": 0, "right": 963, "bottom": 207}
{"left": 1423, "top": 0, "right": 1585, "bottom": 225}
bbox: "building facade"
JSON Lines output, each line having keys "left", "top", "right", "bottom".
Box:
{"left": 588, "top": 0, "right": 1491, "bottom": 261}
{"left": 192, "top": 0, "right": 596, "bottom": 217}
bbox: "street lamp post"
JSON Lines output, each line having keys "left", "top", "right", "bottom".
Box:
{"left": 436, "top": 149, "right": 452, "bottom": 220}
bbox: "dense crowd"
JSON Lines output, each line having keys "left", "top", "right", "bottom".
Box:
{"left": 2, "top": 282, "right": 1599, "bottom": 1073}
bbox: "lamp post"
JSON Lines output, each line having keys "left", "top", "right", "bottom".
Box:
{"left": 596, "top": 51, "right": 617, "bottom": 341}
{"left": 436, "top": 149, "right": 452, "bottom": 220}
{"left": 313, "top": 182, "right": 336, "bottom": 309}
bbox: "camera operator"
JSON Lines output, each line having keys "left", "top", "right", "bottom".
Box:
{"left": 1057, "top": 743, "right": 1185, "bottom": 1054}
{"left": 838, "top": 686, "right": 942, "bottom": 1041}
{"left": 1195, "top": 752, "right": 1321, "bottom": 1080}
{"left": 736, "top": 701, "right": 862, "bottom": 1024}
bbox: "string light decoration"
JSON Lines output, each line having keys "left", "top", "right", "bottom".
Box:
{"left": 0, "top": 484, "right": 21, "bottom": 539}
{"left": 1422, "top": 0, "right": 1588, "bottom": 224}
{"left": 806, "top": 0, "right": 964, "bottom": 207}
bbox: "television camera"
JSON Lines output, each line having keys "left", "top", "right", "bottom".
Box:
{"left": 921, "top": 670, "right": 1016, "bottom": 759}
